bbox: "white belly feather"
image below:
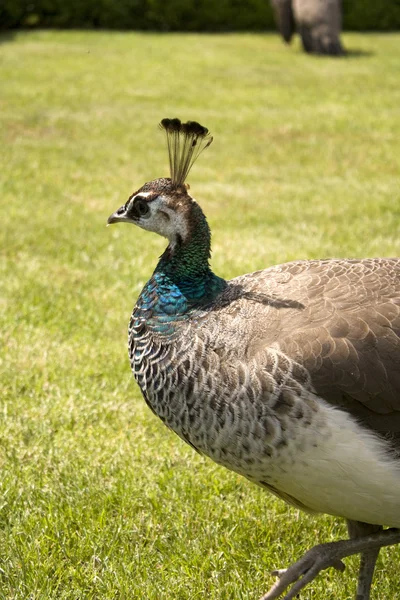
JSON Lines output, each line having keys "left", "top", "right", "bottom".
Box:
{"left": 273, "top": 398, "right": 400, "bottom": 527}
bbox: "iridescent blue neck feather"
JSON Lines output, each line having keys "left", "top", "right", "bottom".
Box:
{"left": 133, "top": 202, "right": 226, "bottom": 335}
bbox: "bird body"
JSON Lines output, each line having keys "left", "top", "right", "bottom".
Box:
{"left": 108, "top": 119, "right": 400, "bottom": 600}
{"left": 130, "top": 251, "right": 400, "bottom": 528}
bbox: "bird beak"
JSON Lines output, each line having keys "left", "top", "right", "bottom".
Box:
{"left": 107, "top": 211, "right": 120, "bottom": 225}
{"left": 107, "top": 207, "right": 129, "bottom": 226}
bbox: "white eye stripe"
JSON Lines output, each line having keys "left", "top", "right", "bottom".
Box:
{"left": 127, "top": 191, "right": 154, "bottom": 211}
{"left": 133, "top": 191, "right": 152, "bottom": 199}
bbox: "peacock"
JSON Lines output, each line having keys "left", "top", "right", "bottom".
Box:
{"left": 107, "top": 118, "right": 400, "bottom": 600}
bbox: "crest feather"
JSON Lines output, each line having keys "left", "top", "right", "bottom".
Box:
{"left": 159, "top": 118, "right": 213, "bottom": 187}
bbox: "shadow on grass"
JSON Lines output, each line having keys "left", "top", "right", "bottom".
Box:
{"left": 344, "top": 48, "right": 374, "bottom": 58}
{"left": 293, "top": 44, "right": 374, "bottom": 59}
{"left": 0, "top": 31, "right": 17, "bottom": 44}
{"left": 307, "top": 48, "right": 374, "bottom": 59}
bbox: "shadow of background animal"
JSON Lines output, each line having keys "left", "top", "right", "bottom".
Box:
{"left": 271, "top": 0, "right": 345, "bottom": 55}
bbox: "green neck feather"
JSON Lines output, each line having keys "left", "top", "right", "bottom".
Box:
{"left": 155, "top": 203, "right": 226, "bottom": 303}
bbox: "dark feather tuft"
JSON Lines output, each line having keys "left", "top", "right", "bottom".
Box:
{"left": 159, "top": 118, "right": 213, "bottom": 187}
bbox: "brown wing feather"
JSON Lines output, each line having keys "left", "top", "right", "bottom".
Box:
{"left": 224, "top": 258, "right": 400, "bottom": 433}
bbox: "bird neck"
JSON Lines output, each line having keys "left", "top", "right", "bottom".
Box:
{"left": 134, "top": 203, "right": 226, "bottom": 328}
{"left": 155, "top": 202, "right": 226, "bottom": 305}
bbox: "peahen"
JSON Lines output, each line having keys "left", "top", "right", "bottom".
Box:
{"left": 270, "top": 0, "right": 344, "bottom": 56}
{"left": 107, "top": 118, "right": 400, "bottom": 600}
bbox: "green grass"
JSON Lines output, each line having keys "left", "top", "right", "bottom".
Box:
{"left": 1, "top": 30, "right": 400, "bottom": 600}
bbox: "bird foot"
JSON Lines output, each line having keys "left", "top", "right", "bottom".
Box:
{"left": 259, "top": 541, "right": 346, "bottom": 600}
{"left": 259, "top": 528, "right": 400, "bottom": 600}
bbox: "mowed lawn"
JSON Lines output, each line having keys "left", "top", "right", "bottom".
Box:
{"left": 1, "top": 29, "right": 400, "bottom": 600}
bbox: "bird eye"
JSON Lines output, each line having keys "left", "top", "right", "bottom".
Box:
{"left": 134, "top": 197, "right": 150, "bottom": 217}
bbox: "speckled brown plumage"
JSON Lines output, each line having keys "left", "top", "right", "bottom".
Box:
{"left": 223, "top": 259, "right": 400, "bottom": 435}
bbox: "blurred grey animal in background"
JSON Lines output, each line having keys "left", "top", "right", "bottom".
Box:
{"left": 271, "top": 0, "right": 345, "bottom": 55}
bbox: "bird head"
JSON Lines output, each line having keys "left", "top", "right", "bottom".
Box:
{"left": 107, "top": 118, "right": 213, "bottom": 249}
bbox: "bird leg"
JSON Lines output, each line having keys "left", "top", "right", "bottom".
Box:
{"left": 259, "top": 527, "right": 400, "bottom": 600}
{"left": 346, "top": 520, "right": 382, "bottom": 600}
